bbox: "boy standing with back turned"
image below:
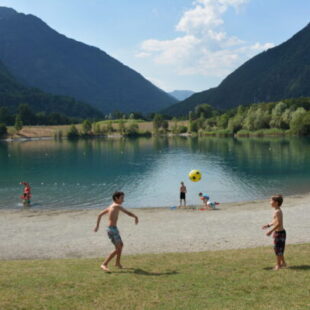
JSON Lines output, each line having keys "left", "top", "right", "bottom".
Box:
{"left": 262, "top": 195, "right": 287, "bottom": 270}
{"left": 94, "top": 191, "right": 138, "bottom": 272}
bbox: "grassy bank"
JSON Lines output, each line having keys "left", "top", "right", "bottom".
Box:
{"left": 1, "top": 244, "right": 309, "bottom": 310}
{"left": 3, "top": 122, "right": 306, "bottom": 140}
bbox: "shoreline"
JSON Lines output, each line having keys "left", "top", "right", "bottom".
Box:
{"left": 0, "top": 193, "right": 309, "bottom": 260}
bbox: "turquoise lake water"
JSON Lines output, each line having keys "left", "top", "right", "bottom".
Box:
{"left": 0, "top": 137, "right": 309, "bottom": 210}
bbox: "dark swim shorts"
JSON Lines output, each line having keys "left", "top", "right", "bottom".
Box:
{"left": 106, "top": 226, "right": 123, "bottom": 245}
{"left": 273, "top": 230, "right": 286, "bottom": 256}
{"left": 180, "top": 192, "right": 186, "bottom": 200}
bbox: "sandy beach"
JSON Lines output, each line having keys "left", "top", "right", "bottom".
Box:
{"left": 0, "top": 194, "right": 309, "bottom": 260}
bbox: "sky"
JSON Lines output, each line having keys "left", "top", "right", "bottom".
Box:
{"left": 0, "top": 0, "right": 309, "bottom": 92}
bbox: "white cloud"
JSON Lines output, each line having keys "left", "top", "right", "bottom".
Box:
{"left": 137, "top": 0, "right": 274, "bottom": 80}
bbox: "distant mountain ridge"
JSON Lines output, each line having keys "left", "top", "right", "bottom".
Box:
{"left": 163, "top": 23, "right": 310, "bottom": 116}
{"left": 0, "top": 60, "right": 103, "bottom": 118}
{"left": 0, "top": 7, "right": 177, "bottom": 114}
{"left": 169, "top": 90, "right": 195, "bottom": 101}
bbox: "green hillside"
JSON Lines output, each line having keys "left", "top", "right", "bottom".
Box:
{"left": 0, "top": 60, "right": 103, "bottom": 119}
{"left": 163, "top": 23, "right": 310, "bottom": 116}
{"left": 0, "top": 7, "right": 177, "bottom": 114}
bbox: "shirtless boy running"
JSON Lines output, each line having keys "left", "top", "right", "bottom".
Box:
{"left": 262, "top": 195, "right": 287, "bottom": 270}
{"left": 94, "top": 191, "right": 138, "bottom": 272}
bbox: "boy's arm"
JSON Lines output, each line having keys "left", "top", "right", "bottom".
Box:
{"left": 94, "top": 208, "right": 109, "bottom": 232}
{"left": 266, "top": 212, "right": 281, "bottom": 236}
{"left": 262, "top": 213, "right": 277, "bottom": 230}
{"left": 119, "top": 207, "right": 139, "bottom": 224}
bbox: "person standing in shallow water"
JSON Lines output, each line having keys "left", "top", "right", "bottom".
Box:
{"left": 179, "top": 181, "right": 187, "bottom": 208}
{"left": 20, "top": 182, "right": 31, "bottom": 207}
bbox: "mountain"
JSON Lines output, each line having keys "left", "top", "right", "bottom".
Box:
{"left": 0, "top": 7, "right": 177, "bottom": 114}
{"left": 163, "top": 23, "right": 310, "bottom": 116}
{"left": 0, "top": 60, "right": 103, "bottom": 118}
{"left": 169, "top": 90, "right": 195, "bottom": 101}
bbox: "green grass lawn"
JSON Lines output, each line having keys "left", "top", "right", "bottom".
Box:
{"left": 1, "top": 244, "right": 309, "bottom": 310}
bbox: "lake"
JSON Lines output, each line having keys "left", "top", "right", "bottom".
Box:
{"left": 0, "top": 136, "right": 309, "bottom": 210}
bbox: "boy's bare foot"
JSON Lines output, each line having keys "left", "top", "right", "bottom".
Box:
{"left": 100, "top": 264, "right": 111, "bottom": 272}
{"left": 273, "top": 265, "right": 281, "bottom": 271}
{"left": 115, "top": 264, "right": 123, "bottom": 269}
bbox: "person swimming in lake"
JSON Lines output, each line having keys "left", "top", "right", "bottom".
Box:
{"left": 20, "top": 182, "right": 31, "bottom": 206}
{"left": 198, "top": 192, "right": 219, "bottom": 210}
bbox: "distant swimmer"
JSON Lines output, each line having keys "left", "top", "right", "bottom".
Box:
{"left": 20, "top": 182, "right": 31, "bottom": 207}
{"left": 179, "top": 181, "right": 187, "bottom": 208}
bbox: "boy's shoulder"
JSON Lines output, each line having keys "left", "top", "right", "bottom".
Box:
{"left": 110, "top": 203, "right": 122, "bottom": 209}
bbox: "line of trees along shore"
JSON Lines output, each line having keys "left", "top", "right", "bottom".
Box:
{"left": 184, "top": 97, "right": 310, "bottom": 136}
{"left": 1, "top": 97, "right": 310, "bottom": 139}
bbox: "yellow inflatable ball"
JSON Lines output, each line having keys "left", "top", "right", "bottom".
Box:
{"left": 188, "top": 169, "right": 202, "bottom": 182}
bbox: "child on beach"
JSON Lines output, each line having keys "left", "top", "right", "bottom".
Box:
{"left": 262, "top": 194, "right": 287, "bottom": 270}
{"left": 179, "top": 181, "right": 187, "bottom": 208}
{"left": 94, "top": 191, "right": 139, "bottom": 272}
{"left": 198, "top": 193, "right": 219, "bottom": 210}
{"left": 20, "top": 182, "right": 31, "bottom": 206}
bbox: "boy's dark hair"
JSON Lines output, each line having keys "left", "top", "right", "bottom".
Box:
{"left": 199, "top": 192, "right": 203, "bottom": 196}
{"left": 271, "top": 194, "right": 283, "bottom": 206}
{"left": 113, "top": 191, "right": 125, "bottom": 202}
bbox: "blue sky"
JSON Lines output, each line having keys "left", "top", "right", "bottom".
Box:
{"left": 1, "top": 0, "right": 309, "bottom": 92}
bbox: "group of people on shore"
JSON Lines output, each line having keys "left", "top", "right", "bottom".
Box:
{"left": 18, "top": 181, "right": 287, "bottom": 273}
{"left": 94, "top": 190, "right": 287, "bottom": 273}
{"left": 179, "top": 181, "right": 219, "bottom": 210}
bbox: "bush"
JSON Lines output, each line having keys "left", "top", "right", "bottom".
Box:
{"left": 67, "top": 125, "right": 80, "bottom": 140}
{"left": 14, "top": 115, "right": 23, "bottom": 132}
{"left": 82, "top": 119, "right": 92, "bottom": 135}
{"left": 125, "top": 122, "right": 139, "bottom": 137}
{"left": 178, "top": 125, "right": 188, "bottom": 134}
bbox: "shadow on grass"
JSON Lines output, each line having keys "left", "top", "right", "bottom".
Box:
{"left": 113, "top": 268, "right": 178, "bottom": 276}
{"left": 288, "top": 265, "right": 310, "bottom": 270}
{"left": 263, "top": 265, "right": 310, "bottom": 271}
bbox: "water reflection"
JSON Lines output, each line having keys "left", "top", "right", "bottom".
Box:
{"left": 0, "top": 137, "right": 309, "bottom": 209}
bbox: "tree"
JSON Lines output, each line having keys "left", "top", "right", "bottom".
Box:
{"left": 194, "top": 104, "right": 216, "bottom": 119}
{"left": 118, "top": 119, "right": 126, "bottom": 135}
{"left": 161, "top": 120, "right": 169, "bottom": 133}
{"left": 253, "top": 108, "right": 270, "bottom": 130}
{"left": 14, "top": 114, "right": 23, "bottom": 132}
{"left": 67, "top": 125, "right": 79, "bottom": 140}
{"left": 228, "top": 114, "right": 243, "bottom": 133}
{"left": 188, "top": 111, "right": 194, "bottom": 132}
{"left": 290, "top": 107, "right": 307, "bottom": 134}
{"left": 112, "top": 110, "right": 123, "bottom": 119}
{"left": 242, "top": 107, "right": 256, "bottom": 131}
{"left": 217, "top": 114, "right": 230, "bottom": 129}
{"left": 106, "top": 121, "right": 114, "bottom": 134}
{"left": 125, "top": 122, "right": 139, "bottom": 137}
{"left": 82, "top": 119, "right": 92, "bottom": 135}
{"left": 171, "top": 117, "right": 178, "bottom": 134}
{"left": 17, "top": 104, "right": 36, "bottom": 125}
{"left": 270, "top": 102, "right": 287, "bottom": 129}
{"left": 0, "top": 107, "right": 10, "bottom": 125}
{"left": 281, "top": 108, "right": 293, "bottom": 129}
{"left": 0, "top": 123, "right": 7, "bottom": 138}
{"left": 93, "top": 123, "right": 102, "bottom": 136}
{"left": 153, "top": 114, "right": 163, "bottom": 133}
